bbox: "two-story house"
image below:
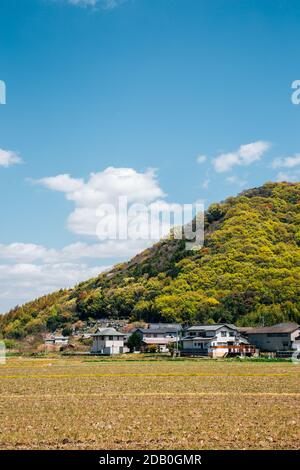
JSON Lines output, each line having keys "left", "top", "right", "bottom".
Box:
{"left": 134, "top": 324, "right": 182, "bottom": 352}
{"left": 135, "top": 324, "right": 182, "bottom": 340}
{"left": 181, "top": 324, "right": 254, "bottom": 357}
{"left": 91, "top": 327, "right": 127, "bottom": 355}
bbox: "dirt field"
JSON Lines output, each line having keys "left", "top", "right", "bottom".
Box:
{"left": 0, "top": 356, "right": 299, "bottom": 450}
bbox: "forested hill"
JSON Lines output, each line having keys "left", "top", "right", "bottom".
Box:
{"left": 1, "top": 182, "right": 300, "bottom": 339}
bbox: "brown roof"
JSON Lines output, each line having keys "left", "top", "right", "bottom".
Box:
{"left": 246, "top": 323, "right": 299, "bottom": 335}
{"left": 237, "top": 327, "right": 254, "bottom": 334}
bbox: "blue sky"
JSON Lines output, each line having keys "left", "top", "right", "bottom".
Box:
{"left": 0, "top": 0, "right": 300, "bottom": 312}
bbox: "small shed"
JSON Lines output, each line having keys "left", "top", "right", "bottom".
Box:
{"left": 44, "top": 335, "right": 69, "bottom": 351}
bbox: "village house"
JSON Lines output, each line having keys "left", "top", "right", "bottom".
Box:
{"left": 181, "top": 324, "right": 255, "bottom": 358}
{"left": 134, "top": 324, "right": 182, "bottom": 353}
{"left": 44, "top": 335, "right": 69, "bottom": 351}
{"left": 238, "top": 322, "right": 300, "bottom": 352}
{"left": 91, "top": 327, "right": 128, "bottom": 355}
{"left": 135, "top": 324, "right": 182, "bottom": 340}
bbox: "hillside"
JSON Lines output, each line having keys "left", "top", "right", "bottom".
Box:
{"left": 1, "top": 181, "right": 300, "bottom": 339}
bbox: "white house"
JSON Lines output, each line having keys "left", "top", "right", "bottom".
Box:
{"left": 181, "top": 324, "right": 254, "bottom": 357}
{"left": 91, "top": 327, "right": 127, "bottom": 355}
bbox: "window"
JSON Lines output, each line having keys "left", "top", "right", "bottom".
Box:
{"left": 221, "top": 331, "right": 227, "bottom": 337}
{"left": 109, "top": 336, "right": 113, "bottom": 341}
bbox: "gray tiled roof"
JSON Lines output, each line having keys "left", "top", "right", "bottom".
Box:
{"left": 147, "top": 323, "right": 182, "bottom": 331}
{"left": 92, "top": 327, "right": 125, "bottom": 337}
{"left": 136, "top": 327, "right": 180, "bottom": 335}
{"left": 186, "top": 324, "right": 237, "bottom": 332}
{"left": 245, "top": 323, "right": 299, "bottom": 335}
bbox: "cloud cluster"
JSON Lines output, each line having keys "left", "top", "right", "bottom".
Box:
{"left": 272, "top": 154, "right": 300, "bottom": 169}
{"left": 0, "top": 238, "right": 155, "bottom": 313}
{"left": 0, "top": 261, "right": 109, "bottom": 314}
{"left": 276, "top": 170, "right": 300, "bottom": 183}
{"left": 0, "top": 167, "right": 169, "bottom": 312}
{"left": 213, "top": 141, "right": 271, "bottom": 173}
{"left": 197, "top": 141, "right": 271, "bottom": 189}
{"left": 0, "top": 149, "right": 22, "bottom": 168}
{"left": 0, "top": 240, "right": 152, "bottom": 263}
{"left": 37, "top": 167, "right": 165, "bottom": 237}
{"left": 271, "top": 153, "right": 300, "bottom": 182}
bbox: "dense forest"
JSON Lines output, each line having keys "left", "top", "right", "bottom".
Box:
{"left": 1, "top": 182, "right": 300, "bottom": 339}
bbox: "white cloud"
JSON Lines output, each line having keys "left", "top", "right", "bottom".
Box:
{"left": 196, "top": 155, "right": 207, "bottom": 164}
{"left": 0, "top": 239, "right": 152, "bottom": 312}
{"left": 36, "top": 167, "right": 166, "bottom": 237}
{"left": 67, "top": 0, "right": 125, "bottom": 8}
{"left": 0, "top": 240, "right": 152, "bottom": 263}
{"left": 213, "top": 141, "right": 271, "bottom": 173}
{"left": 272, "top": 154, "right": 300, "bottom": 169}
{"left": 226, "top": 175, "right": 247, "bottom": 188}
{"left": 0, "top": 149, "right": 22, "bottom": 168}
{"left": 201, "top": 178, "right": 210, "bottom": 189}
{"left": 38, "top": 174, "right": 84, "bottom": 192}
{"left": 276, "top": 171, "right": 300, "bottom": 183}
{"left": 0, "top": 243, "right": 50, "bottom": 263}
{"left": 0, "top": 261, "right": 110, "bottom": 314}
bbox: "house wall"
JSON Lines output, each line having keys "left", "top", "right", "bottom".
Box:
{"left": 213, "top": 330, "right": 237, "bottom": 345}
{"left": 292, "top": 340, "right": 300, "bottom": 351}
{"left": 212, "top": 347, "right": 228, "bottom": 358}
{"left": 247, "top": 331, "right": 299, "bottom": 352}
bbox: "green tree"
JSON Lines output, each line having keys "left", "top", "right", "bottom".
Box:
{"left": 127, "top": 331, "right": 142, "bottom": 352}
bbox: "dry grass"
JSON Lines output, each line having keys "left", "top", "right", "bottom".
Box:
{"left": 0, "top": 356, "right": 299, "bottom": 449}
